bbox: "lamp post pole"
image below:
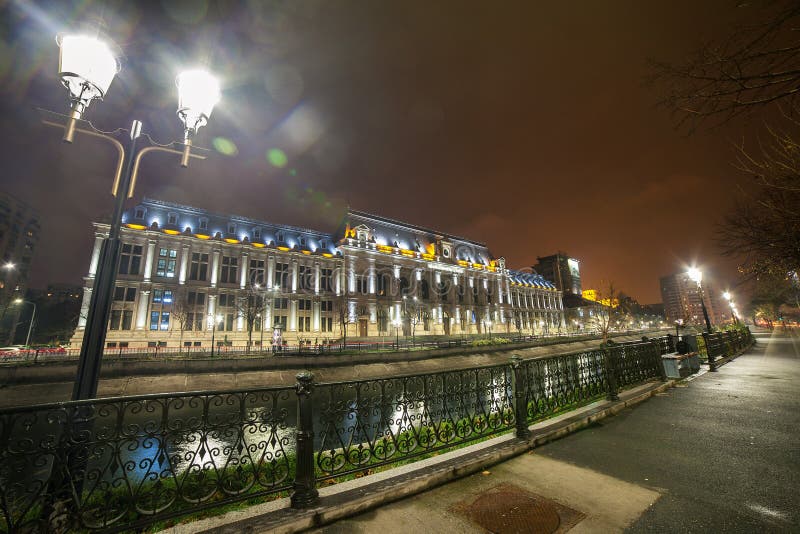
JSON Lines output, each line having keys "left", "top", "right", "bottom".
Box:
{"left": 688, "top": 267, "right": 712, "bottom": 334}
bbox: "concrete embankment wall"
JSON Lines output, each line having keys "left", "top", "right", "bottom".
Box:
{"left": 0, "top": 331, "right": 668, "bottom": 387}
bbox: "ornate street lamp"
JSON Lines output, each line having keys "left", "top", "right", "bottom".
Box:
{"left": 687, "top": 267, "right": 712, "bottom": 333}
{"left": 48, "top": 29, "right": 222, "bottom": 400}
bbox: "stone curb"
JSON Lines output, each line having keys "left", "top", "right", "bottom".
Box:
{"left": 164, "top": 379, "right": 675, "bottom": 534}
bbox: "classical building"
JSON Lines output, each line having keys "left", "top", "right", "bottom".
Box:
{"left": 533, "top": 252, "right": 581, "bottom": 296}
{"left": 660, "top": 272, "right": 728, "bottom": 328}
{"left": 70, "top": 199, "right": 565, "bottom": 349}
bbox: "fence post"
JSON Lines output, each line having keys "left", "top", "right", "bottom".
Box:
{"left": 510, "top": 356, "right": 531, "bottom": 439}
{"left": 702, "top": 333, "right": 717, "bottom": 372}
{"left": 602, "top": 345, "right": 619, "bottom": 401}
{"left": 291, "top": 371, "right": 319, "bottom": 508}
{"left": 666, "top": 334, "right": 675, "bottom": 353}
{"left": 650, "top": 340, "right": 668, "bottom": 381}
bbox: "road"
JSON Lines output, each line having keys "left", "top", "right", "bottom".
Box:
{"left": 311, "top": 328, "right": 799, "bottom": 533}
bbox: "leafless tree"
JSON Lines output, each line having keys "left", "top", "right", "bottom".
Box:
{"left": 235, "top": 285, "right": 266, "bottom": 353}
{"left": 170, "top": 288, "right": 192, "bottom": 353}
{"left": 586, "top": 282, "right": 628, "bottom": 344}
{"left": 651, "top": 2, "right": 800, "bottom": 132}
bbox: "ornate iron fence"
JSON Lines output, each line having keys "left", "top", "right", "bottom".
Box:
{"left": 0, "top": 387, "right": 294, "bottom": 533}
{"left": 519, "top": 350, "right": 608, "bottom": 423}
{"left": 313, "top": 364, "right": 515, "bottom": 481}
{"left": 5, "top": 328, "right": 734, "bottom": 532}
{"left": 608, "top": 341, "right": 664, "bottom": 389}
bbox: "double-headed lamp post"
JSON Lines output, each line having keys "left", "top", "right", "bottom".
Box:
{"left": 53, "top": 30, "right": 221, "bottom": 400}
{"left": 208, "top": 313, "right": 223, "bottom": 356}
{"left": 687, "top": 267, "right": 712, "bottom": 333}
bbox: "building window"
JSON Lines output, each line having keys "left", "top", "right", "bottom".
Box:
{"left": 156, "top": 248, "right": 177, "bottom": 277}
{"left": 320, "top": 268, "right": 333, "bottom": 293}
{"left": 153, "top": 289, "right": 173, "bottom": 304}
{"left": 299, "top": 237, "right": 306, "bottom": 247}
{"left": 250, "top": 259, "right": 265, "bottom": 286}
{"left": 273, "top": 297, "right": 289, "bottom": 310}
{"left": 321, "top": 317, "right": 333, "bottom": 332}
{"left": 134, "top": 208, "right": 145, "bottom": 219}
{"left": 298, "top": 265, "right": 311, "bottom": 291}
{"left": 321, "top": 300, "right": 334, "bottom": 312}
{"left": 119, "top": 244, "right": 142, "bottom": 275}
{"left": 254, "top": 228, "right": 261, "bottom": 239}
{"left": 274, "top": 315, "right": 287, "bottom": 330}
{"left": 109, "top": 309, "right": 133, "bottom": 330}
{"left": 189, "top": 252, "right": 209, "bottom": 281}
{"left": 150, "top": 311, "right": 170, "bottom": 331}
{"left": 167, "top": 213, "right": 177, "bottom": 225}
{"left": 298, "top": 299, "right": 312, "bottom": 311}
{"left": 298, "top": 316, "right": 311, "bottom": 332}
{"left": 220, "top": 256, "right": 238, "bottom": 284}
{"left": 275, "top": 262, "right": 290, "bottom": 288}
{"left": 276, "top": 231, "right": 284, "bottom": 243}
{"left": 319, "top": 239, "right": 327, "bottom": 249}
{"left": 199, "top": 218, "right": 208, "bottom": 230}
{"left": 113, "top": 286, "right": 136, "bottom": 302}
{"left": 227, "top": 223, "right": 236, "bottom": 234}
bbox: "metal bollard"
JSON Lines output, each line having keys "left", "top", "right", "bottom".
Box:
{"left": 291, "top": 371, "right": 319, "bottom": 508}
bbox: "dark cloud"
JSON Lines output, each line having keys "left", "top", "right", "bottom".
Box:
{"left": 0, "top": 0, "right": 755, "bottom": 302}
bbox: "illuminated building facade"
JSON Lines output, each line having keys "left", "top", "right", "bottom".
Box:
{"left": 660, "top": 272, "right": 727, "bottom": 328}
{"left": 70, "top": 199, "right": 565, "bottom": 348}
{"left": 533, "top": 252, "right": 582, "bottom": 296}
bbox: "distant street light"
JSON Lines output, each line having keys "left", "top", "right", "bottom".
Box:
{"left": 12, "top": 298, "right": 36, "bottom": 346}
{"left": 48, "top": 27, "right": 221, "bottom": 400}
{"left": 687, "top": 267, "right": 712, "bottom": 333}
{"left": 392, "top": 318, "right": 401, "bottom": 349}
{"left": 723, "top": 291, "right": 738, "bottom": 324}
{"left": 209, "top": 313, "right": 223, "bottom": 356}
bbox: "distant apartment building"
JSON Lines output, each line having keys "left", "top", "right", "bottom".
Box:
{"left": 0, "top": 192, "right": 39, "bottom": 295}
{"left": 534, "top": 252, "right": 581, "bottom": 296}
{"left": 659, "top": 272, "right": 728, "bottom": 328}
{"left": 0, "top": 192, "right": 40, "bottom": 343}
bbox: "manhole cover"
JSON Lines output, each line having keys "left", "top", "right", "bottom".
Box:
{"left": 452, "top": 483, "right": 585, "bottom": 534}
{"left": 468, "top": 490, "right": 560, "bottom": 533}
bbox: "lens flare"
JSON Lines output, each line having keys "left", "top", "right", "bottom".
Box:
{"left": 267, "top": 148, "right": 287, "bottom": 168}
{"left": 212, "top": 137, "right": 238, "bottom": 156}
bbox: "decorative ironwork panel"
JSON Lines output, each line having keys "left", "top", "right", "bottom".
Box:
{"left": 520, "top": 350, "right": 608, "bottom": 423}
{"left": 704, "top": 333, "right": 728, "bottom": 359}
{"left": 0, "top": 387, "right": 294, "bottom": 533}
{"left": 314, "top": 365, "right": 514, "bottom": 480}
{"left": 651, "top": 336, "right": 674, "bottom": 355}
{"left": 610, "top": 342, "right": 661, "bottom": 389}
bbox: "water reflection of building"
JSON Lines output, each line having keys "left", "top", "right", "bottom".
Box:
{"left": 70, "top": 198, "right": 565, "bottom": 348}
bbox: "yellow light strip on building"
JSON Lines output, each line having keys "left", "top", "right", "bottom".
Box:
{"left": 277, "top": 246, "right": 290, "bottom": 251}
{"left": 163, "top": 229, "right": 180, "bottom": 235}
{"left": 224, "top": 238, "right": 239, "bottom": 244}
{"left": 194, "top": 233, "right": 211, "bottom": 240}
{"left": 125, "top": 223, "right": 146, "bottom": 230}
{"left": 376, "top": 244, "right": 394, "bottom": 254}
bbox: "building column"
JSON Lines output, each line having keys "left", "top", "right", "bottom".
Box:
{"left": 348, "top": 257, "right": 357, "bottom": 293}
{"left": 314, "top": 262, "right": 320, "bottom": 294}
{"left": 289, "top": 299, "right": 297, "bottom": 331}
{"left": 135, "top": 290, "right": 150, "bottom": 330}
{"left": 210, "top": 248, "right": 221, "bottom": 288}
{"left": 88, "top": 233, "right": 104, "bottom": 278}
{"left": 178, "top": 244, "right": 190, "bottom": 284}
{"left": 207, "top": 295, "right": 217, "bottom": 330}
{"left": 291, "top": 259, "right": 299, "bottom": 292}
{"left": 313, "top": 301, "right": 320, "bottom": 331}
{"left": 267, "top": 255, "right": 275, "bottom": 289}
{"left": 368, "top": 258, "right": 376, "bottom": 294}
{"left": 240, "top": 252, "right": 250, "bottom": 289}
{"left": 77, "top": 287, "right": 92, "bottom": 329}
{"left": 143, "top": 239, "right": 156, "bottom": 283}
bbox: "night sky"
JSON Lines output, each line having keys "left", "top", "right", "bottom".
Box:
{"left": 0, "top": 1, "right": 760, "bottom": 303}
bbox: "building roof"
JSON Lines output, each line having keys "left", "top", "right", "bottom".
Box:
{"left": 506, "top": 269, "right": 557, "bottom": 289}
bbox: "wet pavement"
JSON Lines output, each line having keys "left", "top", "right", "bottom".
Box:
{"left": 309, "top": 328, "right": 799, "bottom": 533}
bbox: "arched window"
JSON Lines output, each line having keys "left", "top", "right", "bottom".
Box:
{"left": 420, "top": 279, "right": 430, "bottom": 300}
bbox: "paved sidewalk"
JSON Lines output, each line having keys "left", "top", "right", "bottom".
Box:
{"left": 310, "top": 329, "right": 798, "bottom": 533}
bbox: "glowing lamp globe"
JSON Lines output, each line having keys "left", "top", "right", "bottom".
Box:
{"left": 723, "top": 291, "right": 731, "bottom": 301}
{"left": 687, "top": 267, "right": 702, "bottom": 284}
{"left": 58, "top": 34, "right": 119, "bottom": 112}
{"left": 176, "top": 69, "right": 221, "bottom": 136}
